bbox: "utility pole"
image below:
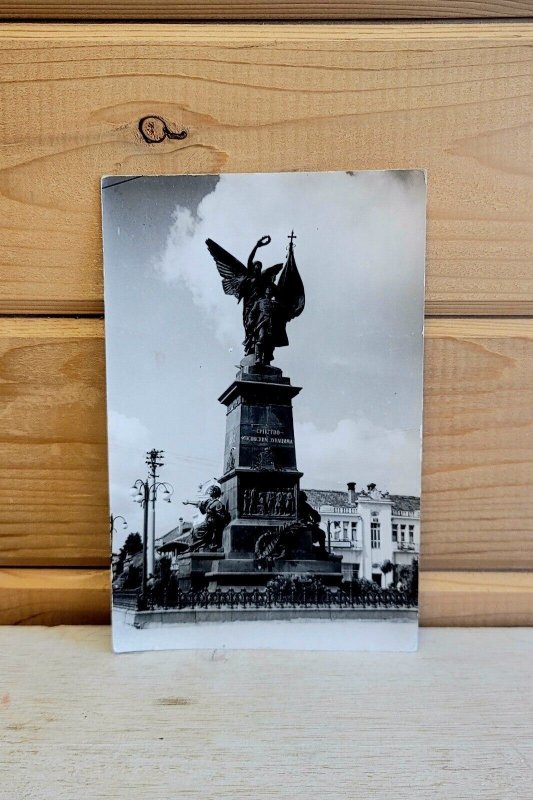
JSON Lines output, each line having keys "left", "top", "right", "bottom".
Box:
{"left": 146, "top": 448, "right": 165, "bottom": 577}
{"left": 130, "top": 450, "right": 173, "bottom": 605}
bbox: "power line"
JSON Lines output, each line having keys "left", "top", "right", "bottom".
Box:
{"left": 102, "top": 176, "right": 142, "bottom": 190}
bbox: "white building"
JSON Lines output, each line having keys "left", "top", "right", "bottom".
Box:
{"left": 304, "top": 482, "right": 420, "bottom": 586}
{"left": 156, "top": 518, "right": 192, "bottom": 569}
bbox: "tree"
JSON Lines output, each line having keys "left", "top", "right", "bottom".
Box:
{"left": 380, "top": 559, "right": 394, "bottom": 588}
{"left": 397, "top": 558, "right": 419, "bottom": 604}
{"left": 398, "top": 564, "right": 411, "bottom": 582}
{"left": 408, "top": 557, "right": 419, "bottom": 604}
{"left": 122, "top": 532, "right": 143, "bottom": 555}
{"left": 115, "top": 532, "right": 143, "bottom": 576}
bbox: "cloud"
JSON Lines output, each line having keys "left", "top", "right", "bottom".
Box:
{"left": 296, "top": 416, "right": 421, "bottom": 496}
{"left": 107, "top": 409, "right": 151, "bottom": 451}
{"left": 155, "top": 171, "right": 426, "bottom": 353}
{"left": 147, "top": 171, "right": 425, "bottom": 498}
{"left": 156, "top": 200, "right": 242, "bottom": 345}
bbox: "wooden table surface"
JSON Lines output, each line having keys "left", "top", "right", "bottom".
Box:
{"left": 1, "top": 626, "right": 532, "bottom": 798}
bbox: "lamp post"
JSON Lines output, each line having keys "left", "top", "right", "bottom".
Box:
{"left": 109, "top": 514, "right": 128, "bottom": 536}
{"left": 130, "top": 449, "right": 173, "bottom": 601}
{"left": 130, "top": 478, "right": 150, "bottom": 601}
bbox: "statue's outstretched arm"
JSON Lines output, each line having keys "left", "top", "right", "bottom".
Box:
{"left": 247, "top": 235, "right": 271, "bottom": 271}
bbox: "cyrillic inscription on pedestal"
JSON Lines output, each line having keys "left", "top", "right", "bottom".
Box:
{"left": 220, "top": 375, "right": 301, "bottom": 478}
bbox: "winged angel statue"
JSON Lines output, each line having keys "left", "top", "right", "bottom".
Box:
{"left": 206, "top": 233, "right": 305, "bottom": 365}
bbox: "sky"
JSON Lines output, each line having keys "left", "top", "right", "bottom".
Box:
{"left": 102, "top": 171, "right": 426, "bottom": 551}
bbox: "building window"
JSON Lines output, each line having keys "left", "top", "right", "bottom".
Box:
{"left": 342, "top": 521, "right": 349, "bottom": 540}
{"left": 341, "top": 563, "right": 353, "bottom": 578}
{"left": 371, "top": 520, "right": 381, "bottom": 549}
{"left": 400, "top": 524, "right": 406, "bottom": 543}
{"left": 372, "top": 572, "right": 382, "bottom": 587}
{"left": 351, "top": 521, "right": 358, "bottom": 541}
{"left": 332, "top": 521, "right": 340, "bottom": 540}
{"left": 353, "top": 563, "right": 360, "bottom": 578}
{"left": 392, "top": 523, "right": 398, "bottom": 543}
{"left": 409, "top": 525, "right": 414, "bottom": 544}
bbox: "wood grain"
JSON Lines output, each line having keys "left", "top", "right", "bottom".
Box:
{"left": 1, "top": 568, "right": 532, "bottom": 626}
{"left": 0, "top": 568, "right": 109, "bottom": 625}
{"left": 1, "top": 317, "right": 533, "bottom": 570}
{"left": 1, "top": 627, "right": 532, "bottom": 799}
{"left": 423, "top": 319, "right": 533, "bottom": 570}
{"left": 0, "top": 23, "right": 531, "bottom": 316}
{"left": 0, "top": 1, "right": 531, "bottom": 20}
{"left": 420, "top": 570, "right": 533, "bottom": 626}
{"left": 0, "top": 318, "right": 107, "bottom": 567}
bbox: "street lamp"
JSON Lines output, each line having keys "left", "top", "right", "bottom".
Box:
{"left": 109, "top": 514, "right": 128, "bottom": 536}
{"left": 130, "top": 449, "right": 174, "bottom": 603}
{"left": 130, "top": 478, "right": 150, "bottom": 602}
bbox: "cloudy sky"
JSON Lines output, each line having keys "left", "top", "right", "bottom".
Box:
{"left": 102, "top": 171, "right": 426, "bottom": 551}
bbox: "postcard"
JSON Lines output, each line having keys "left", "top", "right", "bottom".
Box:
{"left": 102, "top": 171, "right": 425, "bottom": 652}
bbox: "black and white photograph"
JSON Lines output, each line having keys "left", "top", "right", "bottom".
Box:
{"left": 102, "top": 170, "right": 426, "bottom": 652}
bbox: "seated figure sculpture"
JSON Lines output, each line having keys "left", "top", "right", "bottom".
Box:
{"left": 183, "top": 485, "right": 230, "bottom": 552}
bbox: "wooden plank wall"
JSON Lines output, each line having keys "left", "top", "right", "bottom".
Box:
{"left": 0, "top": 22, "right": 531, "bottom": 625}
{"left": 0, "top": 1, "right": 531, "bottom": 21}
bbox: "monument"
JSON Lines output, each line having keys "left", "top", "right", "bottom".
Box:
{"left": 177, "top": 232, "right": 342, "bottom": 590}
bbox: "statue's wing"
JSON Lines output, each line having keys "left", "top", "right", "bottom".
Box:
{"left": 261, "top": 263, "right": 284, "bottom": 282}
{"left": 206, "top": 238, "right": 248, "bottom": 299}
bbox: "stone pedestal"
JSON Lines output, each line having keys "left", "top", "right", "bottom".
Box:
{"left": 218, "top": 358, "right": 303, "bottom": 559}
{"left": 210, "top": 358, "right": 342, "bottom": 588}
{"left": 206, "top": 554, "right": 343, "bottom": 591}
{"left": 176, "top": 552, "right": 225, "bottom": 591}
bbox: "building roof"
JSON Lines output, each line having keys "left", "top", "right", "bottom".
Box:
{"left": 156, "top": 522, "right": 192, "bottom": 548}
{"left": 303, "top": 489, "right": 358, "bottom": 508}
{"left": 304, "top": 488, "right": 420, "bottom": 514}
{"left": 126, "top": 551, "right": 143, "bottom": 568}
{"left": 389, "top": 495, "right": 420, "bottom": 514}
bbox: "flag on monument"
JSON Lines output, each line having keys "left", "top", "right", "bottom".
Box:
{"left": 277, "top": 232, "right": 305, "bottom": 320}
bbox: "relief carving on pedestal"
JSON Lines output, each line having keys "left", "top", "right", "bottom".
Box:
{"left": 252, "top": 447, "right": 278, "bottom": 471}
{"left": 242, "top": 487, "right": 296, "bottom": 517}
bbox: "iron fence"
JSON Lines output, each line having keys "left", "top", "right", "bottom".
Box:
{"left": 115, "top": 582, "right": 417, "bottom": 612}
